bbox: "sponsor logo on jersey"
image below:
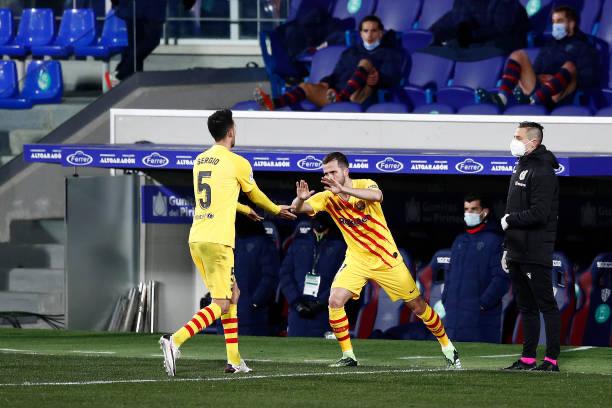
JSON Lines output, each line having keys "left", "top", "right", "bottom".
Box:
{"left": 455, "top": 158, "right": 484, "bottom": 174}
{"left": 66, "top": 150, "right": 94, "bottom": 166}
{"left": 437, "top": 257, "right": 450, "bottom": 264}
{"left": 602, "top": 288, "right": 611, "bottom": 303}
{"left": 376, "top": 157, "right": 403, "bottom": 172}
{"left": 355, "top": 200, "right": 366, "bottom": 211}
{"left": 142, "top": 152, "right": 170, "bottom": 168}
{"left": 555, "top": 164, "right": 566, "bottom": 175}
{"left": 597, "top": 261, "right": 612, "bottom": 268}
{"left": 553, "top": 259, "right": 562, "bottom": 267}
{"left": 519, "top": 169, "right": 529, "bottom": 180}
{"left": 297, "top": 155, "right": 323, "bottom": 170}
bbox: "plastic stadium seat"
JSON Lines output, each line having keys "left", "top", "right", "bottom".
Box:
{"left": 262, "top": 220, "right": 280, "bottom": 250}
{"left": 524, "top": 47, "right": 540, "bottom": 62}
{"left": 31, "top": 8, "right": 96, "bottom": 58}
{"left": 400, "top": 0, "right": 453, "bottom": 53}
{"left": 413, "top": 103, "right": 455, "bottom": 114}
{"left": 417, "top": 249, "right": 451, "bottom": 304}
{"left": 596, "top": 0, "right": 612, "bottom": 47}
{"left": 580, "top": 0, "right": 602, "bottom": 35}
{"left": 232, "top": 101, "right": 261, "bottom": 111}
{"left": 578, "top": 253, "right": 612, "bottom": 346}
{"left": 0, "top": 8, "right": 54, "bottom": 57}
{"left": 0, "top": 8, "right": 14, "bottom": 46}
{"left": 288, "top": 0, "right": 333, "bottom": 21}
{"left": 0, "top": 60, "right": 62, "bottom": 109}
{"left": 0, "top": 60, "right": 18, "bottom": 99}
{"left": 504, "top": 104, "right": 548, "bottom": 115}
{"left": 320, "top": 102, "right": 362, "bottom": 112}
{"left": 520, "top": 0, "right": 554, "bottom": 33}
{"left": 366, "top": 102, "right": 410, "bottom": 113}
{"left": 596, "top": 106, "right": 612, "bottom": 116}
{"left": 73, "top": 9, "right": 127, "bottom": 60}
{"left": 402, "top": 52, "right": 454, "bottom": 107}
{"left": 550, "top": 106, "right": 593, "bottom": 116}
{"left": 457, "top": 104, "right": 502, "bottom": 115}
{"left": 297, "top": 45, "right": 346, "bottom": 111}
{"left": 332, "top": 0, "right": 377, "bottom": 30}
{"left": 375, "top": 0, "right": 422, "bottom": 33}
{"left": 436, "top": 56, "right": 505, "bottom": 109}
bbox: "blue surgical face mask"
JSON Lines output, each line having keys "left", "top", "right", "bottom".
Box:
{"left": 464, "top": 212, "right": 483, "bottom": 227}
{"left": 552, "top": 23, "right": 567, "bottom": 40}
{"left": 363, "top": 39, "right": 380, "bottom": 51}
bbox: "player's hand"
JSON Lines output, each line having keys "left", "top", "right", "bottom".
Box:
{"left": 296, "top": 180, "right": 315, "bottom": 201}
{"left": 321, "top": 176, "right": 344, "bottom": 195}
{"left": 366, "top": 68, "right": 379, "bottom": 86}
{"left": 277, "top": 204, "right": 297, "bottom": 220}
{"left": 246, "top": 206, "right": 264, "bottom": 222}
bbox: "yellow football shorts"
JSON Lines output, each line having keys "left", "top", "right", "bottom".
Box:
{"left": 331, "top": 259, "right": 420, "bottom": 302}
{"left": 189, "top": 242, "right": 235, "bottom": 300}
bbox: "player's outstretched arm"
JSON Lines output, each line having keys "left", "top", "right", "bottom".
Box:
{"left": 245, "top": 185, "right": 296, "bottom": 220}
{"left": 321, "top": 176, "right": 383, "bottom": 202}
{"left": 292, "top": 180, "right": 315, "bottom": 214}
{"left": 236, "top": 202, "right": 264, "bottom": 222}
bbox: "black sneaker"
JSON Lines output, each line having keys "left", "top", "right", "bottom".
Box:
{"left": 533, "top": 361, "right": 560, "bottom": 372}
{"left": 329, "top": 357, "right": 358, "bottom": 367}
{"left": 503, "top": 359, "right": 536, "bottom": 370}
{"left": 476, "top": 88, "right": 506, "bottom": 108}
{"left": 513, "top": 87, "right": 531, "bottom": 104}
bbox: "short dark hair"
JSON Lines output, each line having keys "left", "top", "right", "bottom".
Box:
{"left": 323, "top": 152, "right": 349, "bottom": 168}
{"left": 552, "top": 5, "right": 579, "bottom": 25}
{"left": 359, "top": 15, "right": 384, "bottom": 31}
{"left": 464, "top": 193, "right": 489, "bottom": 209}
{"left": 518, "top": 121, "right": 544, "bottom": 142}
{"left": 207, "top": 109, "right": 234, "bottom": 141}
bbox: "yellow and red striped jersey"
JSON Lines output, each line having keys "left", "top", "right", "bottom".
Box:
{"left": 305, "top": 178, "right": 402, "bottom": 270}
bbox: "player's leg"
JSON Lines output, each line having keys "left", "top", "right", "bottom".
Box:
{"left": 327, "top": 262, "right": 367, "bottom": 367}
{"left": 333, "top": 59, "right": 373, "bottom": 102}
{"left": 222, "top": 280, "right": 251, "bottom": 373}
{"left": 532, "top": 61, "right": 576, "bottom": 105}
{"left": 254, "top": 82, "right": 330, "bottom": 110}
{"left": 375, "top": 261, "right": 460, "bottom": 368}
{"left": 478, "top": 49, "right": 537, "bottom": 107}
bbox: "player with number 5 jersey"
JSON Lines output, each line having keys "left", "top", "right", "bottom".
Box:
{"left": 159, "top": 109, "right": 296, "bottom": 377}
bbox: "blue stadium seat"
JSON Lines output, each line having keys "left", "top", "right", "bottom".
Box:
{"left": 232, "top": 100, "right": 261, "bottom": 111}
{"left": 298, "top": 45, "right": 346, "bottom": 111}
{"left": 375, "top": 0, "right": 422, "bottom": 33}
{"left": 0, "top": 60, "right": 18, "bottom": 99}
{"left": 400, "top": 0, "right": 453, "bottom": 53}
{"left": 73, "top": 9, "right": 127, "bottom": 60}
{"left": 0, "top": 8, "right": 54, "bottom": 57}
{"left": 580, "top": 0, "right": 603, "bottom": 35}
{"left": 596, "top": 106, "right": 612, "bottom": 116}
{"left": 595, "top": 0, "right": 612, "bottom": 47}
{"left": 320, "top": 102, "right": 363, "bottom": 112}
{"left": 550, "top": 105, "right": 593, "bottom": 116}
{"left": 287, "top": 0, "right": 334, "bottom": 21}
{"left": 437, "top": 56, "right": 505, "bottom": 109}
{"left": 524, "top": 47, "right": 540, "bottom": 62}
{"left": 580, "top": 253, "right": 612, "bottom": 346}
{"left": 504, "top": 104, "right": 549, "bottom": 115}
{"left": 412, "top": 103, "right": 455, "bottom": 114}
{"left": 0, "top": 8, "right": 14, "bottom": 47}
{"left": 0, "top": 60, "right": 62, "bottom": 109}
{"left": 31, "top": 8, "right": 96, "bottom": 58}
{"left": 457, "top": 103, "right": 502, "bottom": 115}
{"left": 332, "top": 0, "right": 377, "bottom": 30}
{"left": 402, "top": 52, "right": 454, "bottom": 107}
{"left": 520, "top": 0, "right": 554, "bottom": 34}
{"left": 366, "top": 102, "right": 410, "bottom": 113}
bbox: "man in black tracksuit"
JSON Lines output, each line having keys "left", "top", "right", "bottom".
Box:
{"left": 501, "top": 121, "right": 561, "bottom": 372}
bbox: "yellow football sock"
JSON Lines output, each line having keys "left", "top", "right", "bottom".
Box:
{"left": 172, "top": 303, "right": 222, "bottom": 348}
{"left": 221, "top": 303, "right": 241, "bottom": 366}
{"left": 329, "top": 307, "right": 353, "bottom": 353}
{"left": 417, "top": 304, "right": 450, "bottom": 347}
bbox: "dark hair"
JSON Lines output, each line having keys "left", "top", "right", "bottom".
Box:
{"left": 552, "top": 5, "right": 579, "bottom": 25}
{"left": 323, "top": 152, "right": 349, "bottom": 168}
{"left": 518, "top": 121, "right": 544, "bottom": 142}
{"left": 207, "top": 109, "right": 234, "bottom": 141}
{"left": 464, "top": 193, "right": 489, "bottom": 209}
{"left": 359, "top": 15, "right": 384, "bottom": 31}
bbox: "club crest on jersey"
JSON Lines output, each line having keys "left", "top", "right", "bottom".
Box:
{"left": 602, "top": 288, "right": 611, "bottom": 303}
{"left": 519, "top": 170, "right": 529, "bottom": 180}
{"left": 355, "top": 200, "right": 366, "bottom": 211}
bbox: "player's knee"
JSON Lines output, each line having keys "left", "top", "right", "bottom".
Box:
{"left": 328, "top": 294, "right": 345, "bottom": 309}
{"left": 510, "top": 49, "right": 527, "bottom": 63}
{"left": 562, "top": 61, "right": 576, "bottom": 75}
{"left": 405, "top": 297, "right": 426, "bottom": 315}
{"left": 213, "top": 299, "right": 231, "bottom": 314}
{"left": 358, "top": 59, "right": 373, "bottom": 71}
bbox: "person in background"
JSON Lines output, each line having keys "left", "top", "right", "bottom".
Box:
{"left": 443, "top": 193, "right": 509, "bottom": 343}
{"left": 280, "top": 212, "right": 346, "bottom": 337}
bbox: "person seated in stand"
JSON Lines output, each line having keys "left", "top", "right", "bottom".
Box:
{"left": 478, "top": 5, "right": 600, "bottom": 108}
{"left": 254, "top": 15, "right": 404, "bottom": 110}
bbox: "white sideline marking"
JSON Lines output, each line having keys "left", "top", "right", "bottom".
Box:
{"left": 398, "top": 356, "right": 439, "bottom": 360}
{"left": 0, "top": 368, "right": 450, "bottom": 387}
{"left": 477, "top": 353, "right": 521, "bottom": 359}
{"left": 71, "top": 351, "right": 115, "bottom": 355}
{"left": 562, "top": 346, "right": 594, "bottom": 353}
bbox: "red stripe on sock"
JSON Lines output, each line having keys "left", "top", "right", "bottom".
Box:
{"left": 191, "top": 317, "right": 203, "bottom": 331}
{"left": 224, "top": 328, "right": 238, "bottom": 334}
{"left": 426, "top": 315, "right": 441, "bottom": 329}
{"left": 185, "top": 324, "right": 195, "bottom": 336}
{"left": 197, "top": 311, "right": 210, "bottom": 327}
{"left": 222, "top": 318, "right": 238, "bottom": 324}
{"left": 337, "top": 334, "right": 351, "bottom": 342}
{"left": 226, "top": 338, "right": 239, "bottom": 344}
{"left": 203, "top": 307, "right": 217, "bottom": 324}
{"left": 329, "top": 316, "right": 348, "bottom": 325}
{"left": 332, "top": 325, "right": 350, "bottom": 333}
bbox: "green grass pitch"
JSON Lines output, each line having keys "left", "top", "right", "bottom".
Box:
{"left": 0, "top": 329, "right": 611, "bottom": 407}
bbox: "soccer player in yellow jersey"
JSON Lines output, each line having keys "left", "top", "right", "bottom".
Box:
{"left": 160, "top": 109, "right": 296, "bottom": 376}
{"left": 291, "top": 152, "right": 461, "bottom": 368}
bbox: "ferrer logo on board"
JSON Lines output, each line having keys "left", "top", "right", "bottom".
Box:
{"left": 297, "top": 155, "right": 323, "bottom": 171}
{"left": 66, "top": 151, "right": 94, "bottom": 166}
{"left": 142, "top": 152, "right": 170, "bottom": 168}
{"left": 455, "top": 158, "right": 484, "bottom": 174}
{"left": 376, "top": 157, "right": 403, "bottom": 172}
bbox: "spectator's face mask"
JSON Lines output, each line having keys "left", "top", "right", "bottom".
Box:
{"left": 464, "top": 212, "right": 483, "bottom": 227}
{"left": 552, "top": 23, "right": 568, "bottom": 40}
{"left": 363, "top": 39, "right": 381, "bottom": 51}
{"left": 510, "top": 137, "right": 535, "bottom": 157}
